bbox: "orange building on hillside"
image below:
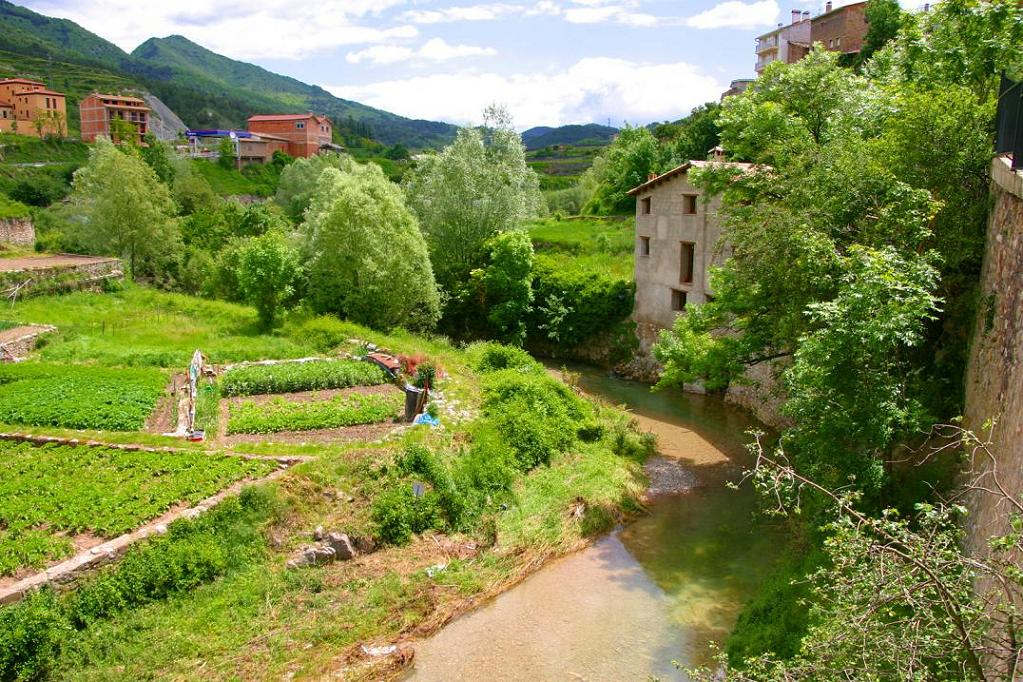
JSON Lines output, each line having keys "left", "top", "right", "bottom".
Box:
{"left": 79, "top": 93, "right": 151, "bottom": 143}
{"left": 247, "top": 113, "right": 333, "bottom": 158}
{"left": 0, "top": 78, "right": 67, "bottom": 138}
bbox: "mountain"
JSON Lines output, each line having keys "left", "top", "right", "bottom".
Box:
{"left": 521, "top": 124, "right": 619, "bottom": 150}
{"left": 129, "top": 36, "right": 457, "bottom": 147}
{"left": 0, "top": 1, "right": 458, "bottom": 148}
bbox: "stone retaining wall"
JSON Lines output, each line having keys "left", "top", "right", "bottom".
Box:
{"left": 0, "top": 257, "right": 122, "bottom": 300}
{"left": 963, "top": 156, "right": 1023, "bottom": 562}
{"left": 0, "top": 325, "right": 55, "bottom": 361}
{"left": 0, "top": 217, "right": 34, "bottom": 247}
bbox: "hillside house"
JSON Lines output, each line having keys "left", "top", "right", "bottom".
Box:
{"left": 810, "top": 1, "right": 869, "bottom": 58}
{"left": 247, "top": 113, "right": 333, "bottom": 158}
{"left": 0, "top": 78, "right": 67, "bottom": 138}
{"left": 755, "top": 10, "right": 811, "bottom": 74}
{"left": 628, "top": 150, "right": 751, "bottom": 335}
{"left": 79, "top": 93, "right": 150, "bottom": 143}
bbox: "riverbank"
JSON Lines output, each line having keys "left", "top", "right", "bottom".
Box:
{"left": 402, "top": 363, "right": 787, "bottom": 680}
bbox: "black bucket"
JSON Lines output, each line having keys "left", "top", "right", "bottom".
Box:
{"left": 404, "top": 385, "right": 425, "bottom": 422}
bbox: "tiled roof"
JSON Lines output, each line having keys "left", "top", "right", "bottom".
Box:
{"left": 627, "top": 159, "right": 755, "bottom": 195}
{"left": 13, "top": 89, "right": 65, "bottom": 97}
{"left": 0, "top": 78, "right": 44, "bottom": 85}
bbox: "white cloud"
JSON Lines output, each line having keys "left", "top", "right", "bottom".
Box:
{"left": 327, "top": 57, "right": 724, "bottom": 129}
{"left": 686, "top": 0, "right": 780, "bottom": 29}
{"left": 24, "top": 0, "right": 417, "bottom": 60}
{"left": 400, "top": 2, "right": 563, "bottom": 24}
{"left": 347, "top": 38, "right": 497, "bottom": 64}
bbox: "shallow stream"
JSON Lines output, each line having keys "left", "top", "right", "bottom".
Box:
{"left": 407, "top": 365, "right": 784, "bottom": 681}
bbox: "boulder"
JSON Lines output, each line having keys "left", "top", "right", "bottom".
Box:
{"left": 286, "top": 544, "right": 336, "bottom": 569}
{"left": 326, "top": 532, "right": 356, "bottom": 560}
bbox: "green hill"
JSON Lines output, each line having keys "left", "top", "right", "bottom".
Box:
{"left": 521, "top": 124, "right": 618, "bottom": 150}
{"left": 0, "top": 1, "right": 457, "bottom": 148}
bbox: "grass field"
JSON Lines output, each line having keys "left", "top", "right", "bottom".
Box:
{"left": 190, "top": 159, "right": 279, "bottom": 197}
{"left": 221, "top": 360, "right": 387, "bottom": 396}
{"left": 0, "top": 193, "right": 29, "bottom": 219}
{"left": 0, "top": 440, "right": 275, "bottom": 575}
{"left": 227, "top": 390, "right": 402, "bottom": 434}
{"left": 527, "top": 216, "right": 635, "bottom": 280}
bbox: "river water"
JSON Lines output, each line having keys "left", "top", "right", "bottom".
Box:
{"left": 407, "top": 366, "right": 784, "bottom": 681}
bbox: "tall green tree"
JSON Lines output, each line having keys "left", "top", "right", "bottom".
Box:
{"left": 857, "top": 0, "right": 904, "bottom": 66}
{"left": 70, "top": 137, "right": 179, "bottom": 278}
{"left": 274, "top": 152, "right": 348, "bottom": 221}
{"left": 302, "top": 161, "right": 441, "bottom": 332}
{"left": 585, "top": 125, "right": 672, "bottom": 214}
{"left": 236, "top": 229, "right": 299, "bottom": 329}
{"left": 405, "top": 105, "right": 542, "bottom": 290}
{"left": 480, "top": 230, "right": 534, "bottom": 346}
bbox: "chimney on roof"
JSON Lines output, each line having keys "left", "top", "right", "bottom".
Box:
{"left": 791, "top": 9, "right": 801, "bottom": 23}
{"left": 825, "top": 1, "right": 832, "bottom": 11}
{"left": 803, "top": 10, "right": 810, "bottom": 19}
{"left": 709, "top": 146, "right": 726, "bottom": 161}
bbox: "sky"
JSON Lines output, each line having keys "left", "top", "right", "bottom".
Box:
{"left": 23, "top": 0, "right": 883, "bottom": 130}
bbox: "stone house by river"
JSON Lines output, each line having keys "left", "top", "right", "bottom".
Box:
{"left": 627, "top": 149, "right": 750, "bottom": 340}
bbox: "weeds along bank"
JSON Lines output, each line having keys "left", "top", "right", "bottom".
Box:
{"left": 0, "top": 285, "right": 652, "bottom": 681}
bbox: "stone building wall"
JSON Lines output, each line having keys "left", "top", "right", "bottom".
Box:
{"left": 0, "top": 217, "right": 34, "bottom": 247}
{"left": 963, "top": 156, "right": 1023, "bottom": 558}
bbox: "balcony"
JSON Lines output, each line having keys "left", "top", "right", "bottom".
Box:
{"left": 756, "top": 36, "right": 778, "bottom": 53}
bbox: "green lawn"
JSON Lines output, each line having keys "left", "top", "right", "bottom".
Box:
{"left": 190, "top": 159, "right": 279, "bottom": 197}
{"left": 527, "top": 216, "right": 635, "bottom": 280}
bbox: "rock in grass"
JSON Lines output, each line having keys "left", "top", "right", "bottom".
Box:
{"left": 326, "top": 532, "right": 356, "bottom": 560}
{"left": 286, "top": 544, "right": 336, "bottom": 569}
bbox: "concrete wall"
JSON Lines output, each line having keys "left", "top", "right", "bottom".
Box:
{"left": 963, "top": 156, "right": 1023, "bottom": 557}
{"left": 633, "top": 170, "right": 728, "bottom": 331}
{"left": 0, "top": 217, "right": 34, "bottom": 247}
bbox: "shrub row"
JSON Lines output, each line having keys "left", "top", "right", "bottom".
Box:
{"left": 0, "top": 487, "right": 277, "bottom": 682}
{"left": 226, "top": 391, "right": 402, "bottom": 434}
{"left": 220, "top": 359, "right": 387, "bottom": 397}
{"left": 0, "top": 363, "right": 166, "bottom": 431}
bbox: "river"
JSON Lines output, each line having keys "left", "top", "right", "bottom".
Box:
{"left": 406, "top": 365, "right": 784, "bottom": 681}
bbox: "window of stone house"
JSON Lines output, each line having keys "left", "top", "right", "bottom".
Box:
{"left": 638, "top": 236, "right": 650, "bottom": 256}
{"left": 641, "top": 197, "right": 652, "bottom": 214}
{"left": 679, "top": 241, "right": 695, "bottom": 284}
{"left": 671, "top": 289, "right": 687, "bottom": 312}
{"left": 683, "top": 194, "right": 698, "bottom": 215}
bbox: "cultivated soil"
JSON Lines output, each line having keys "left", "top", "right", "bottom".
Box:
{"left": 0, "top": 254, "right": 118, "bottom": 272}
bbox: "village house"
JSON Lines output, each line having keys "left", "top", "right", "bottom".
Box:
{"left": 79, "top": 93, "right": 151, "bottom": 143}
{"left": 754, "top": 10, "right": 811, "bottom": 74}
{"left": 810, "top": 1, "right": 869, "bottom": 58}
{"left": 628, "top": 148, "right": 751, "bottom": 337}
{"left": 0, "top": 78, "right": 67, "bottom": 138}
{"left": 246, "top": 113, "right": 334, "bottom": 158}
{"left": 754, "top": 2, "right": 868, "bottom": 74}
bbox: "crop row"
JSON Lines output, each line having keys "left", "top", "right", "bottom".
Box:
{"left": 227, "top": 391, "right": 402, "bottom": 434}
{"left": 220, "top": 359, "right": 388, "bottom": 397}
{"left": 0, "top": 362, "right": 166, "bottom": 431}
{"left": 0, "top": 440, "right": 276, "bottom": 575}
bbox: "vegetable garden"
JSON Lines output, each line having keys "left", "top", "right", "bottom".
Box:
{"left": 0, "top": 441, "right": 275, "bottom": 576}
{"left": 0, "top": 363, "right": 166, "bottom": 431}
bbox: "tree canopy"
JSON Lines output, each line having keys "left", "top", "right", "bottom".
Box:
{"left": 301, "top": 161, "right": 441, "bottom": 332}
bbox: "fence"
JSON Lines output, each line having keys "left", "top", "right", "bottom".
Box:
{"left": 996, "top": 75, "right": 1022, "bottom": 171}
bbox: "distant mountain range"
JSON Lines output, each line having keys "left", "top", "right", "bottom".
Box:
{"left": 521, "top": 124, "right": 619, "bottom": 150}
{"left": 0, "top": 1, "right": 458, "bottom": 147}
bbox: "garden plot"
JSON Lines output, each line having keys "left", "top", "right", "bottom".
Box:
{"left": 214, "top": 359, "right": 403, "bottom": 445}
{"left": 0, "top": 362, "right": 166, "bottom": 431}
{"left": 0, "top": 440, "right": 277, "bottom": 578}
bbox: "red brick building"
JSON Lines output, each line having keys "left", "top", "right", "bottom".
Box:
{"left": 238, "top": 133, "right": 291, "bottom": 165}
{"left": 246, "top": 113, "right": 332, "bottom": 158}
{"left": 79, "top": 93, "right": 150, "bottom": 143}
{"left": 811, "top": 1, "right": 869, "bottom": 58}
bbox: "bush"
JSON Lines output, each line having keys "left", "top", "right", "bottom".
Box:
{"left": 465, "top": 342, "right": 543, "bottom": 374}
{"left": 528, "top": 255, "right": 635, "bottom": 347}
{"left": 220, "top": 360, "right": 387, "bottom": 396}
{"left": 372, "top": 485, "right": 441, "bottom": 546}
